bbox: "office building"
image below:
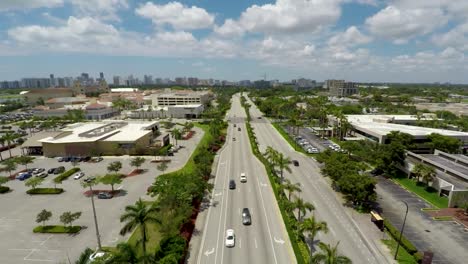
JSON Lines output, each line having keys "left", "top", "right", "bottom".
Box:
{"left": 151, "top": 90, "right": 213, "bottom": 106}
{"left": 326, "top": 79, "right": 358, "bottom": 97}
{"left": 144, "top": 75, "right": 153, "bottom": 85}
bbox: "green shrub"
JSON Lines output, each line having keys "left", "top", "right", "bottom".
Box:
{"left": 413, "top": 251, "right": 424, "bottom": 263}
{"left": 53, "top": 168, "right": 80, "bottom": 183}
{"left": 0, "top": 186, "right": 10, "bottom": 193}
{"left": 383, "top": 219, "right": 418, "bottom": 255}
{"left": 27, "top": 188, "right": 64, "bottom": 194}
{"left": 33, "top": 225, "right": 81, "bottom": 233}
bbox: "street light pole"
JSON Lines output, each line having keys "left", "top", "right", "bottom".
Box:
{"left": 394, "top": 201, "right": 409, "bottom": 260}
{"left": 88, "top": 184, "right": 102, "bottom": 250}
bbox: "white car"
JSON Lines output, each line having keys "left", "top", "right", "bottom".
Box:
{"left": 88, "top": 251, "right": 111, "bottom": 263}
{"left": 73, "top": 172, "right": 85, "bottom": 180}
{"left": 240, "top": 173, "right": 247, "bottom": 183}
{"left": 225, "top": 229, "right": 235, "bottom": 247}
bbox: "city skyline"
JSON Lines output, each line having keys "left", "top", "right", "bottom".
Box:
{"left": 1, "top": 1, "right": 468, "bottom": 83}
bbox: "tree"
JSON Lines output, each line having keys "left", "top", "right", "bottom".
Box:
{"left": 264, "top": 146, "right": 278, "bottom": 164}
{"left": 282, "top": 179, "right": 302, "bottom": 201}
{"left": 428, "top": 133, "right": 461, "bottom": 154}
{"left": 300, "top": 215, "right": 328, "bottom": 244}
{"left": 170, "top": 128, "right": 181, "bottom": 145}
{"left": 75, "top": 248, "right": 94, "bottom": 264}
{"left": 157, "top": 161, "right": 169, "bottom": 173}
{"left": 2, "top": 159, "right": 17, "bottom": 177}
{"left": 60, "top": 211, "right": 82, "bottom": 227}
{"left": 100, "top": 174, "right": 123, "bottom": 192}
{"left": 112, "top": 242, "right": 140, "bottom": 264}
{"left": 25, "top": 177, "right": 44, "bottom": 190}
{"left": 293, "top": 197, "right": 315, "bottom": 222}
{"left": 0, "top": 176, "right": 8, "bottom": 186}
{"left": 15, "top": 156, "right": 35, "bottom": 170}
{"left": 36, "top": 209, "right": 52, "bottom": 227}
{"left": 276, "top": 152, "right": 292, "bottom": 182}
{"left": 2, "top": 132, "right": 17, "bottom": 158}
{"left": 337, "top": 173, "right": 376, "bottom": 207}
{"left": 107, "top": 161, "right": 122, "bottom": 173}
{"left": 120, "top": 198, "right": 160, "bottom": 257}
{"left": 130, "top": 157, "right": 146, "bottom": 171}
{"left": 311, "top": 242, "right": 351, "bottom": 264}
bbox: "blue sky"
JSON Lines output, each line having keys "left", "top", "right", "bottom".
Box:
{"left": 1, "top": 0, "right": 468, "bottom": 83}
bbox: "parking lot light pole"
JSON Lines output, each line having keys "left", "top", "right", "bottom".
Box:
{"left": 83, "top": 180, "right": 102, "bottom": 250}
{"left": 394, "top": 201, "right": 409, "bottom": 260}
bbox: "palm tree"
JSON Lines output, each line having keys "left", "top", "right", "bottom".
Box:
{"left": 293, "top": 197, "right": 315, "bottom": 222}
{"left": 421, "top": 165, "right": 436, "bottom": 186}
{"left": 300, "top": 215, "right": 328, "bottom": 244}
{"left": 0, "top": 137, "right": 4, "bottom": 161}
{"left": 120, "top": 199, "right": 160, "bottom": 258}
{"left": 276, "top": 152, "right": 292, "bottom": 182}
{"left": 170, "top": 128, "right": 181, "bottom": 145}
{"left": 283, "top": 179, "right": 302, "bottom": 201}
{"left": 311, "top": 242, "right": 351, "bottom": 264}
{"left": 2, "top": 132, "right": 17, "bottom": 158}
{"left": 264, "top": 146, "right": 278, "bottom": 164}
{"left": 112, "top": 242, "right": 139, "bottom": 264}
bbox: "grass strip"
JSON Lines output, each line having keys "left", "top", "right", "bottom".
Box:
{"left": 33, "top": 225, "right": 81, "bottom": 233}
{"left": 381, "top": 232, "right": 417, "bottom": 264}
{"left": 271, "top": 122, "right": 309, "bottom": 155}
{"left": 26, "top": 188, "right": 64, "bottom": 194}
{"left": 393, "top": 177, "right": 448, "bottom": 208}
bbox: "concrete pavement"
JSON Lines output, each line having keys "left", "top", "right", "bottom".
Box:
{"left": 188, "top": 94, "right": 296, "bottom": 264}
{"left": 245, "top": 95, "right": 392, "bottom": 264}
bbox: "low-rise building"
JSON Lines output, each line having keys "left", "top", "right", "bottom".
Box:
{"left": 22, "top": 88, "right": 75, "bottom": 105}
{"left": 152, "top": 90, "right": 212, "bottom": 106}
{"left": 127, "top": 104, "right": 204, "bottom": 119}
{"left": 39, "top": 121, "right": 159, "bottom": 157}
{"left": 325, "top": 79, "right": 358, "bottom": 97}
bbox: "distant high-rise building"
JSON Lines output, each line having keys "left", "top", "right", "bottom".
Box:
{"left": 144, "top": 75, "right": 153, "bottom": 85}
{"left": 113, "top": 76, "right": 123, "bottom": 86}
{"left": 21, "top": 78, "right": 51, "bottom": 88}
{"left": 187, "top": 77, "right": 198, "bottom": 86}
{"left": 50, "top": 74, "right": 56, "bottom": 87}
{"left": 294, "top": 78, "right": 316, "bottom": 89}
{"left": 100, "top": 72, "right": 104, "bottom": 80}
{"left": 326, "top": 79, "right": 357, "bottom": 97}
{"left": 64, "top": 77, "right": 74, "bottom": 87}
{"left": 239, "top": 80, "right": 252, "bottom": 87}
{"left": 175, "top": 77, "right": 186, "bottom": 86}
{"left": 155, "top": 78, "right": 163, "bottom": 85}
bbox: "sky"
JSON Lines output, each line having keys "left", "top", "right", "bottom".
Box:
{"left": 0, "top": 0, "right": 468, "bottom": 83}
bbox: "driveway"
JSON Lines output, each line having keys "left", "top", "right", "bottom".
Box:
{"left": 0, "top": 127, "right": 203, "bottom": 264}
{"left": 376, "top": 176, "right": 468, "bottom": 264}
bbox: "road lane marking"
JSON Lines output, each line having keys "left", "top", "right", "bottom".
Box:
{"left": 220, "top": 153, "right": 232, "bottom": 263}
{"left": 214, "top": 192, "right": 222, "bottom": 196}
{"left": 274, "top": 237, "right": 285, "bottom": 244}
{"left": 39, "top": 235, "right": 53, "bottom": 245}
{"left": 254, "top": 238, "right": 258, "bottom": 249}
{"left": 239, "top": 238, "right": 242, "bottom": 248}
{"left": 204, "top": 248, "right": 214, "bottom": 256}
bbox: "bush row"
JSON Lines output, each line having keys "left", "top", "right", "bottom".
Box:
{"left": 53, "top": 168, "right": 80, "bottom": 183}
{"left": 0, "top": 186, "right": 10, "bottom": 193}
{"left": 383, "top": 219, "right": 422, "bottom": 262}
{"left": 33, "top": 225, "right": 81, "bottom": 233}
{"left": 27, "top": 188, "right": 64, "bottom": 195}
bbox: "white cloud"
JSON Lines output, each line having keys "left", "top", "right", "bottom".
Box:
{"left": 365, "top": 5, "right": 447, "bottom": 43}
{"left": 328, "top": 26, "right": 372, "bottom": 47}
{"left": 0, "top": 0, "right": 63, "bottom": 11}
{"left": 155, "top": 31, "right": 196, "bottom": 43}
{"left": 135, "top": 1, "right": 214, "bottom": 30}
{"left": 70, "top": 0, "right": 128, "bottom": 21}
{"left": 432, "top": 22, "right": 468, "bottom": 51}
{"left": 214, "top": 19, "right": 245, "bottom": 37}
{"left": 216, "top": 0, "right": 341, "bottom": 36}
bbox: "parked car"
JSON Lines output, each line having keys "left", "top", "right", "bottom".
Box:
{"left": 91, "top": 157, "right": 103, "bottom": 162}
{"left": 73, "top": 172, "right": 85, "bottom": 180}
{"left": 84, "top": 176, "right": 96, "bottom": 183}
{"left": 234, "top": 124, "right": 237, "bottom": 127}
{"left": 54, "top": 166, "right": 65, "bottom": 174}
{"left": 35, "top": 172, "right": 48, "bottom": 178}
{"left": 56, "top": 157, "right": 64, "bottom": 162}
{"left": 82, "top": 156, "right": 91, "bottom": 162}
{"left": 16, "top": 172, "right": 32, "bottom": 181}
{"left": 33, "top": 168, "right": 45, "bottom": 174}
{"left": 242, "top": 208, "right": 251, "bottom": 225}
{"left": 292, "top": 160, "right": 299, "bottom": 166}
{"left": 88, "top": 251, "right": 112, "bottom": 263}
{"left": 97, "top": 192, "right": 113, "bottom": 199}
{"left": 240, "top": 173, "right": 247, "bottom": 183}
{"left": 233, "top": 137, "right": 236, "bottom": 141}
{"left": 47, "top": 168, "right": 56, "bottom": 174}
{"left": 225, "top": 229, "right": 235, "bottom": 247}
{"left": 238, "top": 128, "right": 241, "bottom": 131}
{"left": 229, "top": 179, "right": 236, "bottom": 190}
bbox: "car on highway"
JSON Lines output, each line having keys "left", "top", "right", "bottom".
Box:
{"left": 73, "top": 172, "right": 85, "bottom": 180}
{"left": 225, "top": 229, "right": 235, "bottom": 247}
{"left": 240, "top": 173, "right": 247, "bottom": 183}
{"left": 97, "top": 192, "right": 113, "bottom": 199}
{"left": 35, "top": 172, "right": 48, "bottom": 178}
{"left": 238, "top": 127, "right": 241, "bottom": 131}
{"left": 16, "top": 172, "right": 32, "bottom": 181}
{"left": 242, "top": 208, "right": 251, "bottom": 225}
{"left": 233, "top": 137, "right": 236, "bottom": 141}
{"left": 234, "top": 124, "right": 237, "bottom": 127}
{"left": 292, "top": 160, "right": 299, "bottom": 166}
{"left": 229, "top": 179, "right": 236, "bottom": 189}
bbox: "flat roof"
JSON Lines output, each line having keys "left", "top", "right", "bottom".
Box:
{"left": 169, "top": 104, "right": 203, "bottom": 108}
{"left": 347, "top": 114, "right": 437, "bottom": 123}
{"left": 39, "top": 120, "right": 157, "bottom": 144}
{"left": 352, "top": 122, "right": 468, "bottom": 138}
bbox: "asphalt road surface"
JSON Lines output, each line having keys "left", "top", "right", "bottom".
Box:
{"left": 245, "top": 95, "right": 390, "bottom": 264}
{"left": 195, "top": 94, "right": 296, "bottom": 264}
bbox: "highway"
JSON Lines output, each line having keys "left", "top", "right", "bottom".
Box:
{"left": 245, "top": 95, "right": 390, "bottom": 264}
{"left": 195, "top": 94, "right": 296, "bottom": 264}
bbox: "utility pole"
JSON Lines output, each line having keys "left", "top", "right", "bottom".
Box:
{"left": 87, "top": 181, "right": 102, "bottom": 250}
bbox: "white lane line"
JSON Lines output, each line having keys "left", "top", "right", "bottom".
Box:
{"left": 238, "top": 208, "right": 241, "bottom": 215}
{"left": 256, "top": 176, "right": 279, "bottom": 264}
{"left": 239, "top": 238, "right": 242, "bottom": 249}
{"left": 39, "top": 235, "right": 53, "bottom": 246}
{"left": 254, "top": 238, "right": 258, "bottom": 249}
{"left": 220, "top": 155, "right": 231, "bottom": 263}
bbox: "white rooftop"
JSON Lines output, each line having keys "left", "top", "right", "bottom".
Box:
{"left": 39, "top": 120, "right": 157, "bottom": 144}
{"left": 111, "top": 88, "right": 139, "bottom": 92}
{"left": 170, "top": 104, "right": 203, "bottom": 108}
{"left": 346, "top": 114, "right": 438, "bottom": 123}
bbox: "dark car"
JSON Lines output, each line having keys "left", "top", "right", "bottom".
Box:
{"left": 97, "top": 192, "right": 113, "bottom": 199}
{"left": 234, "top": 124, "right": 237, "bottom": 127}
{"left": 63, "top": 156, "right": 71, "bottom": 162}
{"left": 54, "top": 166, "right": 65, "bottom": 174}
{"left": 84, "top": 176, "right": 96, "bottom": 183}
{"left": 168, "top": 152, "right": 174, "bottom": 156}
{"left": 16, "top": 172, "right": 32, "bottom": 181}
{"left": 47, "top": 168, "right": 56, "bottom": 174}
{"left": 370, "top": 168, "right": 383, "bottom": 176}
{"left": 82, "top": 156, "right": 91, "bottom": 162}
{"left": 292, "top": 160, "right": 299, "bottom": 166}
{"left": 238, "top": 128, "right": 241, "bottom": 131}
{"left": 242, "top": 208, "right": 251, "bottom": 225}
{"left": 229, "top": 179, "right": 236, "bottom": 190}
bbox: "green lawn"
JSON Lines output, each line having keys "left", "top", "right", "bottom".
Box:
{"left": 271, "top": 122, "right": 308, "bottom": 155}
{"left": 33, "top": 225, "right": 81, "bottom": 233}
{"left": 382, "top": 233, "right": 417, "bottom": 264}
{"left": 394, "top": 177, "right": 448, "bottom": 208}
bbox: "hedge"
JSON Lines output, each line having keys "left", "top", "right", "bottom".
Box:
{"left": 27, "top": 188, "right": 64, "bottom": 194}
{"left": 0, "top": 186, "right": 10, "bottom": 193}
{"left": 53, "top": 168, "right": 80, "bottom": 183}
{"left": 383, "top": 219, "right": 418, "bottom": 255}
{"left": 33, "top": 225, "right": 81, "bottom": 233}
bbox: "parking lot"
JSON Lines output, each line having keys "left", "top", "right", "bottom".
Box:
{"left": 0, "top": 127, "right": 203, "bottom": 264}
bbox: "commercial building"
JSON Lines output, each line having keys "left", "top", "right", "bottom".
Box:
{"left": 39, "top": 121, "right": 159, "bottom": 157}
{"left": 341, "top": 114, "right": 468, "bottom": 150}
{"left": 325, "top": 79, "right": 358, "bottom": 97}
{"left": 151, "top": 91, "right": 212, "bottom": 106}
{"left": 127, "top": 104, "right": 204, "bottom": 119}
{"left": 22, "top": 88, "right": 75, "bottom": 105}
{"left": 403, "top": 150, "right": 468, "bottom": 207}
